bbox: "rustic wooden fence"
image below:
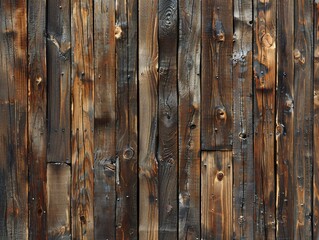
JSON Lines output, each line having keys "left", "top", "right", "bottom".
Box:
{"left": 1, "top": 0, "right": 319, "bottom": 239}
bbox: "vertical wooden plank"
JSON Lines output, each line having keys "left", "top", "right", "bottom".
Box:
{"left": 201, "top": 151, "right": 232, "bottom": 239}
{"left": 232, "top": 0, "right": 254, "bottom": 238}
{"left": 253, "top": 0, "right": 276, "bottom": 238}
{"left": 293, "top": 0, "right": 313, "bottom": 238}
{"left": 314, "top": 1, "right": 319, "bottom": 238}
{"left": 115, "top": 0, "right": 138, "bottom": 238}
{"left": 138, "top": 0, "right": 159, "bottom": 238}
{"left": 0, "top": 1, "right": 28, "bottom": 238}
{"left": 178, "top": 0, "right": 201, "bottom": 239}
{"left": 71, "top": 0, "right": 94, "bottom": 238}
{"left": 47, "top": 0, "right": 71, "bottom": 164}
{"left": 276, "top": 0, "right": 294, "bottom": 239}
{"left": 201, "top": 0, "right": 233, "bottom": 150}
{"left": 28, "top": 0, "right": 47, "bottom": 238}
{"left": 93, "top": 0, "right": 116, "bottom": 239}
{"left": 158, "top": 0, "right": 178, "bottom": 239}
{"left": 47, "top": 163, "right": 71, "bottom": 239}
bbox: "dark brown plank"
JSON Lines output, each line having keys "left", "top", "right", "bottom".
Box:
{"left": 28, "top": 0, "right": 48, "bottom": 238}
{"left": 47, "top": 0, "right": 71, "bottom": 164}
{"left": 158, "top": 0, "right": 178, "bottom": 239}
{"left": 293, "top": 0, "right": 313, "bottom": 238}
{"left": 115, "top": 0, "right": 138, "bottom": 239}
{"left": 47, "top": 163, "right": 71, "bottom": 239}
{"left": 93, "top": 0, "right": 116, "bottom": 239}
{"left": 253, "top": 0, "right": 276, "bottom": 238}
{"left": 71, "top": 0, "right": 94, "bottom": 238}
{"left": 201, "top": 151, "right": 232, "bottom": 239}
{"left": 276, "top": 0, "right": 294, "bottom": 238}
{"left": 138, "top": 0, "right": 159, "bottom": 239}
{"left": 0, "top": 1, "right": 28, "bottom": 238}
{"left": 232, "top": 0, "right": 254, "bottom": 238}
{"left": 201, "top": 0, "right": 233, "bottom": 150}
{"left": 178, "top": 0, "right": 201, "bottom": 238}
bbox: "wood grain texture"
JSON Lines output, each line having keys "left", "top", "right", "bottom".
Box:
{"left": 115, "top": 0, "right": 138, "bottom": 239}
{"left": 138, "top": 0, "right": 159, "bottom": 239}
{"left": 232, "top": 0, "right": 254, "bottom": 238}
{"left": 276, "top": 0, "right": 294, "bottom": 239}
{"left": 253, "top": 0, "right": 276, "bottom": 238}
{"left": 47, "top": 163, "right": 71, "bottom": 239}
{"left": 71, "top": 0, "right": 94, "bottom": 238}
{"left": 293, "top": 0, "right": 313, "bottom": 238}
{"left": 201, "top": 0, "right": 233, "bottom": 150}
{"left": 0, "top": 2, "right": 28, "bottom": 238}
{"left": 158, "top": 0, "right": 178, "bottom": 239}
{"left": 201, "top": 151, "right": 232, "bottom": 239}
{"left": 47, "top": 0, "right": 71, "bottom": 164}
{"left": 93, "top": 0, "right": 116, "bottom": 239}
{"left": 28, "top": 0, "right": 48, "bottom": 238}
{"left": 178, "top": 0, "right": 201, "bottom": 239}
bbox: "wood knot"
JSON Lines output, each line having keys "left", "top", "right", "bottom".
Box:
{"left": 123, "top": 147, "right": 134, "bottom": 160}
{"left": 276, "top": 123, "right": 285, "bottom": 137}
{"left": 284, "top": 98, "right": 293, "bottom": 112}
{"left": 217, "top": 171, "right": 224, "bottom": 181}
{"left": 115, "top": 25, "right": 122, "bottom": 39}
{"left": 217, "top": 32, "right": 225, "bottom": 42}
{"left": 239, "top": 132, "right": 247, "bottom": 140}
{"left": 293, "top": 49, "right": 305, "bottom": 64}
{"left": 215, "top": 107, "right": 226, "bottom": 121}
{"left": 261, "top": 33, "right": 274, "bottom": 48}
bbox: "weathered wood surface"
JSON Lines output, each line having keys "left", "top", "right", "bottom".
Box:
{"left": 178, "top": 0, "right": 201, "bottom": 239}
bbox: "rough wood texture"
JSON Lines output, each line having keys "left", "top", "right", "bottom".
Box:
{"left": 93, "top": 0, "right": 116, "bottom": 239}
{"left": 232, "top": 0, "right": 254, "bottom": 238}
{"left": 178, "top": 0, "right": 201, "bottom": 239}
{"left": 28, "top": 0, "right": 48, "bottom": 238}
{"left": 47, "top": 163, "right": 71, "bottom": 239}
{"left": 201, "top": 0, "right": 233, "bottom": 150}
{"left": 71, "top": 0, "right": 94, "bottom": 238}
{"left": 115, "top": 0, "right": 138, "bottom": 239}
{"left": 47, "top": 0, "right": 71, "bottom": 164}
{"left": 276, "top": 0, "right": 294, "bottom": 239}
{"left": 138, "top": 0, "right": 159, "bottom": 239}
{"left": 293, "top": 0, "right": 313, "bottom": 238}
{"left": 201, "top": 151, "right": 232, "bottom": 239}
{"left": 158, "top": 0, "right": 178, "bottom": 239}
{"left": 0, "top": 1, "right": 28, "bottom": 238}
{"left": 253, "top": 0, "right": 276, "bottom": 238}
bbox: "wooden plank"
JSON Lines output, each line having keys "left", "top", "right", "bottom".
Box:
{"left": 201, "top": 151, "right": 232, "bottom": 239}
{"left": 158, "top": 0, "right": 178, "bottom": 239}
{"left": 47, "top": 0, "right": 71, "bottom": 163}
{"left": 293, "top": 0, "right": 313, "bottom": 238}
{"left": 253, "top": 0, "right": 276, "bottom": 238}
{"left": 201, "top": 0, "right": 233, "bottom": 150}
{"left": 115, "top": 0, "right": 138, "bottom": 239}
{"left": 0, "top": 1, "right": 28, "bottom": 238}
{"left": 28, "top": 0, "right": 48, "bottom": 238}
{"left": 47, "top": 163, "right": 71, "bottom": 239}
{"left": 276, "top": 0, "right": 294, "bottom": 239}
{"left": 232, "top": 0, "right": 254, "bottom": 238}
{"left": 93, "top": 0, "right": 116, "bottom": 239}
{"left": 138, "top": 0, "right": 159, "bottom": 239}
{"left": 71, "top": 0, "right": 94, "bottom": 238}
{"left": 314, "top": 1, "right": 319, "bottom": 238}
{"left": 178, "top": 0, "right": 201, "bottom": 239}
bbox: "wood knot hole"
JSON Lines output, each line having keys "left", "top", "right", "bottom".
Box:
{"left": 115, "top": 25, "right": 122, "bottom": 39}
{"left": 217, "top": 171, "right": 224, "bottom": 181}
{"left": 123, "top": 147, "right": 134, "bottom": 160}
{"left": 215, "top": 107, "right": 226, "bottom": 120}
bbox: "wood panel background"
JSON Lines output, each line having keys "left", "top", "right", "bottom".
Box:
{"left": 0, "top": 0, "right": 318, "bottom": 239}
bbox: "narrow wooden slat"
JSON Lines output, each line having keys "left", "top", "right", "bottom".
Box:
{"left": 178, "top": 0, "right": 201, "bottom": 238}
{"left": 115, "top": 0, "right": 138, "bottom": 238}
{"left": 232, "top": 0, "right": 254, "bottom": 238}
{"left": 138, "top": 0, "right": 159, "bottom": 238}
{"left": 93, "top": 0, "right": 116, "bottom": 239}
{"left": 201, "top": 0, "right": 233, "bottom": 150}
{"left": 71, "top": 0, "right": 94, "bottom": 238}
{"left": 253, "top": 0, "right": 276, "bottom": 238}
{"left": 276, "top": 0, "right": 294, "bottom": 238}
{"left": 28, "top": 0, "right": 47, "bottom": 238}
{"left": 201, "top": 151, "right": 232, "bottom": 239}
{"left": 47, "top": 0, "right": 71, "bottom": 164}
{"left": 293, "top": 0, "right": 313, "bottom": 238}
{"left": 158, "top": 0, "right": 178, "bottom": 238}
{"left": 47, "top": 163, "right": 71, "bottom": 239}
